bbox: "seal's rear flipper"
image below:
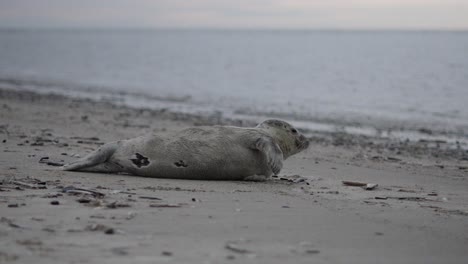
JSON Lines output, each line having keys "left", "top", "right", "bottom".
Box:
{"left": 62, "top": 143, "right": 118, "bottom": 172}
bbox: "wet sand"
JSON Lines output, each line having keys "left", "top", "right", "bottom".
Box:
{"left": 0, "top": 88, "right": 467, "bottom": 264}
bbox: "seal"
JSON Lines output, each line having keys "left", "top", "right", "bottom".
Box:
{"left": 62, "top": 119, "right": 309, "bottom": 181}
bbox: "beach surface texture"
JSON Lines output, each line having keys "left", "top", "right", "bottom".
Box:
{"left": 0, "top": 88, "right": 467, "bottom": 264}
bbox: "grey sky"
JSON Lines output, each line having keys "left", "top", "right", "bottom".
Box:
{"left": 0, "top": 0, "right": 467, "bottom": 29}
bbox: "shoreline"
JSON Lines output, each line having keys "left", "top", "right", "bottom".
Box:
{"left": 1, "top": 76, "right": 467, "bottom": 149}
{"left": 1, "top": 87, "right": 467, "bottom": 162}
{"left": 1, "top": 87, "right": 467, "bottom": 263}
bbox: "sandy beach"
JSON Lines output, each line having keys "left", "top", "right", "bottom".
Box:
{"left": 0, "top": 88, "right": 467, "bottom": 264}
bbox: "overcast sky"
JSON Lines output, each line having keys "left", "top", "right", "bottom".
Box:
{"left": 1, "top": 0, "right": 467, "bottom": 30}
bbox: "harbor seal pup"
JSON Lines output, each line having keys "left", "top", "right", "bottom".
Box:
{"left": 62, "top": 119, "right": 309, "bottom": 181}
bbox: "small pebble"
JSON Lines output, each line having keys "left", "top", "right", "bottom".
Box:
{"left": 50, "top": 200, "right": 60, "bottom": 205}
{"left": 104, "top": 228, "right": 115, "bottom": 235}
{"left": 42, "top": 227, "right": 56, "bottom": 233}
{"left": 161, "top": 251, "right": 173, "bottom": 256}
{"left": 77, "top": 198, "right": 92, "bottom": 203}
{"left": 8, "top": 204, "right": 19, "bottom": 208}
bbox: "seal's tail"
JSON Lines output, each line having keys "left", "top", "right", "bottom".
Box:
{"left": 62, "top": 142, "right": 118, "bottom": 172}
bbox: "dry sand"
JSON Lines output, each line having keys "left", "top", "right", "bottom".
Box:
{"left": 0, "top": 88, "right": 467, "bottom": 264}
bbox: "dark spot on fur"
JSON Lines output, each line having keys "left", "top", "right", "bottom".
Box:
{"left": 130, "top": 153, "right": 150, "bottom": 168}
{"left": 174, "top": 160, "right": 188, "bottom": 168}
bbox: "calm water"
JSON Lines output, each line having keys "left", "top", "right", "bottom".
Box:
{"left": 1, "top": 29, "right": 467, "bottom": 140}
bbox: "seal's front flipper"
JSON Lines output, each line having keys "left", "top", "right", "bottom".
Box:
{"left": 253, "top": 137, "right": 283, "bottom": 175}
{"left": 62, "top": 143, "right": 117, "bottom": 172}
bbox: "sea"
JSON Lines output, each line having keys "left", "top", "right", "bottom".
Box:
{"left": 1, "top": 29, "right": 467, "bottom": 145}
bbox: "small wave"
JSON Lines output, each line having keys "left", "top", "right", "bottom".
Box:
{"left": 0, "top": 75, "right": 192, "bottom": 103}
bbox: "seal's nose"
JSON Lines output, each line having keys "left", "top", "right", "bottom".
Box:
{"left": 299, "top": 134, "right": 307, "bottom": 142}
{"left": 295, "top": 134, "right": 309, "bottom": 149}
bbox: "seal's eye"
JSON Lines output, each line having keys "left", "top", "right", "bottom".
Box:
{"left": 291, "top": 128, "right": 297, "bottom": 134}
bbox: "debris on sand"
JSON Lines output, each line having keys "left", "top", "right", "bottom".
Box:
{"left": 62, "top": 185, "right": 105, "bottom": 198}
{"left": 386, "top": 156, "right": 402, "bottom": 162}
{"left": 76, "top": 140, "right": 104, "bottom": 145}
{"left": 392, "top": 196, "right": 436, "bottom": 202}
{"left": 225, "top": 240, "right": 253, "bottom": 254}
{"left": 364, "top": 184, "right": 378, "bottom": 190}
{"left": 85, "top": 224, "right": 117, "bottom": 234}
{"left": 111, "top": 247, "right": 129, "bottom": 256}
{"left": 42, "top": 193, "right": 62, "bottom": 198}
{"left": 76, "top": 197, "right": 92, "bottom": 203}
{"left": 142, "top": 185, "right": 207, "bottom": 192}
{"left": 11, "top": 180, "right": 45, "bottom": 189}
{"left": 374, "top": 196, "right": 437, "bottom": 202}
{"left": 342, "top": 181, "right": 367, "bottom": 187}
{"left": 161, "top": 251, "right": 173, "bottom": 256}
{"left": 106, "top": 201, "right": 131, "bottom": 209}
{"left": 342, "top": 181, "right": 378, "bottom": 190}
{"left": 0, "top": 217, "right": 25, "bottom": 229}
{"left": 138, "top": 196, "right": 162, "bottom": 201}
{"left": 104, "top": 228, "right": 116, "bottom": 235}
{"left": 149, "top": 203, "right": 184, "bottom": 208}
{"left": 126, "top": 211, "right": 137, "bottom": 220}
{"left": 420, "top": 205, "right": 468, "bottom": 216}
{"left": 39, "top": 157, "right": 64, "bottom": 167}
{"left": 42, "top": 227, "right": 56, "bottom": 233}
{"left": 397, "top": 189, "right": 418, "bottom": 193}
{"left": 290, "top": 241, "right": 321, "bottom": 255}
{"left": 2, "top": 176, "right": 48, "bottom": 190}
{"left": 276, "top": 175, "right": 310, "bottom": 184}
{"left": 375, "top": 196, "right": 388, "bottom": 200}
{"left": 16, "top": 238, "right": 43, "bottom": 247}
{"left": 70, "top": 136, "right": 100, "bottom": 141}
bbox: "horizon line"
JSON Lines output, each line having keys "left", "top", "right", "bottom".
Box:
{"left": 1, "top": 26, "right": 468, "bottom": 32}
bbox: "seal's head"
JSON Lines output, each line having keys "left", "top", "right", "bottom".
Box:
{"left": 257, "top": 119, "right": 309, "bottom": 158}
